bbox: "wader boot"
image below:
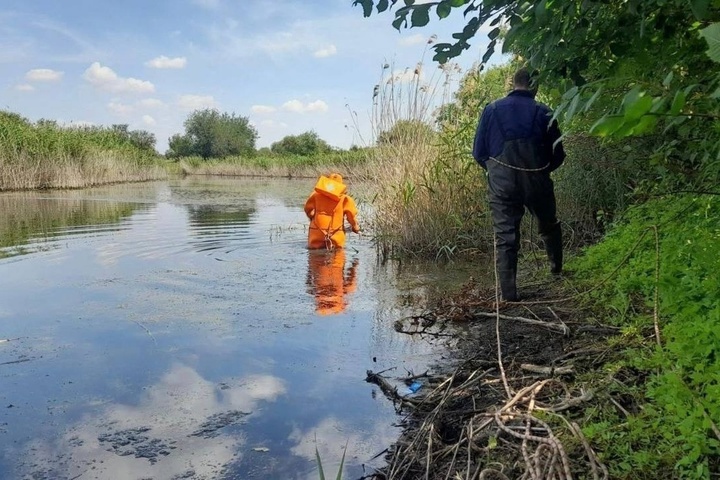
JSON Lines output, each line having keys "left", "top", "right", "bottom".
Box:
{"left": 498, "top": 268, "right": 518, "bottom": 302}
{"left": 540, "top": 222, "right": 563, "bottom": 275}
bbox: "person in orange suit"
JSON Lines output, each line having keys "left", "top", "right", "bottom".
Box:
{"left": 304, "top": 173, "right": 360, "bottom": 249}
{"left": 306, "top": 249, "right": 359, "bottom": 315}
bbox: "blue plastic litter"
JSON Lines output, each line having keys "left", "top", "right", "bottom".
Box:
{"left": 408, "top": 381, "right": 422, "bottom": 393}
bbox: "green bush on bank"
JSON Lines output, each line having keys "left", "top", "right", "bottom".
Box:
{"left": 570, "top": 195, "right": 720, "bottom": 479}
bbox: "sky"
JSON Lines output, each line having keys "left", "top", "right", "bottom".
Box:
{"left": 0, "top": 0, "right": 497, "bottom": 153}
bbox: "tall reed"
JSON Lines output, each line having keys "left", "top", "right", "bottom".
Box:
{"left": 0, "top": 111, "right": 167, "bottom": 191}
{"left": 354, "top": 52, "right": 496, "bottom": 260}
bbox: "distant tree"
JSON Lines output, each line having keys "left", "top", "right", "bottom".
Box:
{"left": 167, "top": 109, "right": 257, "bottom": 159}
{"left": 167, "top": 134, "right": 194, "bottom": 158}
{"left": 36, "top": 119, "right": 59, "bottom": 129}
{"left": 128, "top": 130, "right": 156, "bottom": 152}
{"left": 108, "top": 124, "right": 156, "bottom": 153}
{"left": 256, "top": 147, "right": 274, "bottom": 156}
{"left": 270, "top": 131, "right": 332, "bottom": 156}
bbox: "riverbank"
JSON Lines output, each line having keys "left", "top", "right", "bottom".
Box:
{"left": 366, "top": 193, "right": 720, "bottom": 480}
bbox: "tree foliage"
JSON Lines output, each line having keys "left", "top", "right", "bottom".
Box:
{"left": 270, "top": 131, "right": 332, "bottom": 156}
{"left": 377, "top": 119, "right": 436, "bottom": 146}
{"left": 353, "top": 0, "right": 720, "bottom": 190}
{"left": 167, "top": 109, "right": 257, "bottom": 159}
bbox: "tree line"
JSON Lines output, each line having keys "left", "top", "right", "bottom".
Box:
{"left": 166, "top": 108, "right": 340, "bottom": 159}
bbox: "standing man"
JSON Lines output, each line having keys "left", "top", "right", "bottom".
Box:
{"left": 472, "top": 68, "right": 565, "bottom": 302}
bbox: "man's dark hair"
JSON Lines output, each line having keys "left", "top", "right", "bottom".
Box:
{"left": 513, "top": 68, "right": 539, "bottom": 92}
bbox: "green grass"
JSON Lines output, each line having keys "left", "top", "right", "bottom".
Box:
{"left": 569, "top": 194, "right": 720, "bottom": 479}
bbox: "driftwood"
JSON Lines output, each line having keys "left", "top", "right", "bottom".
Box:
{"left": 365, "top": 370, "right": 423, "bottom": 408}
{"left": 471, "top": 310, "right": 570, "bottom": 335}
{"left": 520, "top": 363, "right": 575, "bottom": 376}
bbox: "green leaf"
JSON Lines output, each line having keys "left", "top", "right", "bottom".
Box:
{"left": 335, "top": 441, "right": 348, "bottom": 480}
{"left": 630, "top": 115, "right": 658, "bottom": 135}
{"left": 565, "top": 91, "right": 581, "bottom": 121}
{"left": 535, "top": 0, "right": 547, "bottom": 23}
{"left": 691, "top": 0, "right": 710, "bottom": 20}
{"left": 624, "top": 94, "right": 653, "bottom": 121}
{"left": 411, "top": 5, "right": 431, "bottom": 27}
{"left": 353, "top": 0, "right": 374, "bottom": 17}
{"left": 662, "top": 71, "right": 673, "bottom": 87}
{"left": 392, "top": 10, "right": 409, "bottom": 30}
{"left": 404, "top": 0, "right": 415, "bottom": 5}
{"left": 377, "top": 0, "right": 389, "bottom": 13}
{"left": 621, "top": 86, "right": 642, "bottom": 111}
{"left": 583, "top": 86, "right": 603, "bottom": 113}
{"left": 670, "top": 90, "right": 687, "bottom": 115}
{"left": 437, "top": 1, "right": 452, "bottom": 19}
{"left": 590, "top": 115, "right": 625, "bottom": 137}
{"left": 450, "top": 0, "right": 467, "bottom": 5}
{"left": 699, "top": 23, "right": 720, "bottom": 62}
{"left": 482, "top": 39, "right": 496, "bottom": 63}
{"left": 315, "top": 443, "right": 326, "bottom": 480}
{"left": 562, "top": 86, "right": 578, "bottom": 101}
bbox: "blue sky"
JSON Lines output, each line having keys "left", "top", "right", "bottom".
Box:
{"left": 0, "top": 0, "right": 495, "bottom": 153}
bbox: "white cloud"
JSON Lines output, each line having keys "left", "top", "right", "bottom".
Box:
{"left": 107, "top": 101, "right": 133, "bottom": 115}
{"left": 177, "top": 94, "right": 218, "bottom": 110}
{"left": 145, "top": 55, "right": 187, "bottom": 69}
{"left": 25, "top": 68, "right": 64, "bottom": 82}
{"left": 142, "top": 115, "right": 157, "bottom": 126}
{"left": 21, "top": 365, "right": 287, "bottom": 480}
{"left": 281, "top": 99, "right": 328, "bottom": 114}
{"left": 137, "top": 98, "right": 165, "bottom": 109}
{"left": 83, "top": 62, "right": 155, "bottom": 94}
{"left": 399, "top": 34, "right": 427, "bottom": 46}
{"left": 251, "top": 105, "right": 276, "bottom": 114}
{"left": 314, "top": 44, "right": 337, "bottom": 58}
{"left": 15, "top": 84, "right": 35, "bottom": 92}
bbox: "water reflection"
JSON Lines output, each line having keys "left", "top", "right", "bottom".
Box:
{"left": 0, "top": 192, "right": 141, "bottom": 259}
{"left": 306, "top": 249, "right": 359, "bottom": 316}
{"left": 0, "top": 178, "right": 473, "bottom": 480}
{"left": 22, "top": 364, "right": 286, "bottom": 480}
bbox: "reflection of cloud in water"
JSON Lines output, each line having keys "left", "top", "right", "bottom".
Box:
{"left": 289, "top": 417, "right": 398, "bottom": 480}
{"left": 23, "top": 364, "right": 286, "bottom": 480}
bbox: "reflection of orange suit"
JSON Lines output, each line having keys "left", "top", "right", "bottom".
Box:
{"left": 307, "top": 249, "right": 359, "bottom": 315}
{"left": 304, "top": 174, "right": 359, "bottom": 250}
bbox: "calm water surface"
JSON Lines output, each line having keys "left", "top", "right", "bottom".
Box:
{"left": 0, "top": 177, "right": 472, "bottom": 480}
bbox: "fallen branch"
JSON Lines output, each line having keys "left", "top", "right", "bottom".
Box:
{"left": 471, "top": 310, "right": 570, "bottom": 335}
{"left": 520, "top": 364, "right": 575, "bottom": 376}
{"left": 365, "top": 370, "right": 423, "bottom": 408}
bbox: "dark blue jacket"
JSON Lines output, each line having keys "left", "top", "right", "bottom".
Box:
{"left": 472, "top": 90, "right": 565, "bottom": 172}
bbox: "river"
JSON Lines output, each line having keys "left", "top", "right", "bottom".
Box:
{"left": 0, "top": 177, "right": 474, "bottom": 480}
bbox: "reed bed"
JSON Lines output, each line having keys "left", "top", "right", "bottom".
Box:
{"left": 176, "top": 150, "right": 368, "bottom": 179}
{"left": 354, "top": 58, "right": 493, "bottom": 260}
{"left": 0, "top": 111, "right": 167, "bottom": 191}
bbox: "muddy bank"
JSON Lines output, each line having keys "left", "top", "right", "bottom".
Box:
{"left": 365, "top": 278, "right": 620, "bottom": 480}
